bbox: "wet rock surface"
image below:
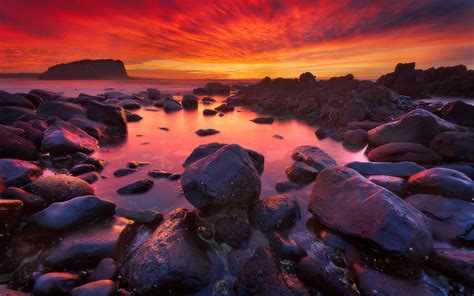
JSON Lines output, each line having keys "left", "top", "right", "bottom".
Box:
{"left": 33, "top": 272, "right": 80, "bottom": 296}
{"left": 430, "top": 131, "right": 474, "bottom": 162}
{"left": 427, "top": 248, "right": 474, "bottom": 286}
{"left": 249, "top": 194, "right": 300, "bottom": 232}
{"left": 195, "top": 128, "right": 220, "bottom": 136}
{"left": 30, "top": 175, "right": 94, "bottom": 203}
{"left": 41, "top": 120, "right": 99, "bottom": 155}
{"left": 309, "top": 167, "right": 433, "bottom": 262}
{"left": 37, "top": 101, "right": 86, "bottom": 121}
{"left": 214, "top": 216, "right": 252, "bottom": 249}
{"left": 116, "top": 179, "right": 154, "bottom": 195}
{"left": 345, "top": 161, "right": 425, "bottom": 177}
{"left": 406, "top": 168, "right": 473, "bottom": 201}
{"left": 285, "top": 161, "right": 318, "bottom": 185}
{"left": 181, "top": 144, "right": 261, "bottom": 211}
{"left": 291, "top": 145, "right": 337, "bottom": 170}
{"left": 122, "top": 209, "right": 213, "bottom": 295}
{"left": 0, "top": 125, "right": 39, "bottom": 160}
{"left": 368, "top": 142, "right": 442, "bottom": 164}
{"left": 0, "top": 159, "right": 42, "bottom": 187}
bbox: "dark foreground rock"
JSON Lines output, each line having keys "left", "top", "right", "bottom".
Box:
{"left": 43, "top": 217, "right": 135, "bottom": 270}
{"left": 29, "top": 195, "right": 116, "bottom": 231}
{"left": 214, "top": 216, "right": 252, "bottom": 249}
{"left": 427, "top": 248, "right": 474, "bottom": 286}
{"left": 249, "top": 194, "right": 300, "bottom": 232}
{"left": 352, "top": 264, "right": 433, "bottom": 296}
{"left": 345, "top": 161, "right": 425, "bottom": 178}
{"left": 0, "top": 159, "right": 42, "bottom": 187}
{"left": 182, "top": 142, "right": 264, "bottom": 175}
{"left": 195, "top": 128, "right": 220, "bottom": 136}
{"left": 89, "top": 258, "right": 118, "bottom": 281}
{"left": 3, "top": 187, "right": 45, "bottom": 209}
{"left": 285, "top": 161, "right": 318, "bottom": 185}
{"left": 41, "top": 120, "right": 99, "bottom": 155}
{"left": 0, "top": 126, "right": 39, "bottom": 160}
{"left": 37, "top": 101, "right": 86, "bottom": 121}
{"left": 406, "top": 168, "right": 473, "bottom": 202}
{"left": 0, "top": 90, "right": 36, "bottom": 109}
{"left": 69, "top": 118, "right": 107, "bottom": 139}
{"left": 181, "top": 94, "right": 198, "bottom": 110}
{"left": 368, "top": 175, "right": 406, "bottom": 197}
{"left": 0, "top": 200, "right": 23, "bottom": 237}
{"left": 406, "top": 194, "right": 474, "bottom": 241}
{"left": 181, "top": 144, "right": 261, "bottom": 211}
{"left": 234, "top": 246, "right": 309, "bottom": 295}
{"left": 0, "top": 106, "right": 38, "bottom": 125}
{"left": 122, "top": 209, "right": 213, "bottom": 295}
{"left": 71, "top": 280, "right": 115, "bottom": 296}
{"left": 439, "top": 100, "right": 474, "bottom": 127}
{"left": 30, "top": 175, "right": 94, "bottom": 203}
{"left": 309, "top": 167, "right": 433, "bottom": 262}
{"left": 430, "top": 131, "right": 474, "bottom": 162}
{"left": 368, "top": 142, "right": 442, "bottom": 164}
{"left": 33, "top": 272, "right": 80, "bottom": 296}
{"left": 85, "top": 100, "right": 127, "bottom": 133}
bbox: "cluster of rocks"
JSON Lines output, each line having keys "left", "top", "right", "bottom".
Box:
{"left": 377, "top": 62, "right": 474, "bottom": 98}
{"left": 193, "top": 82, "right": 230, "bottom": 96}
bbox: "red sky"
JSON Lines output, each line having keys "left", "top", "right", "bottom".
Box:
{"left": 0, "top": 0, "right": 473, "bottom": 79}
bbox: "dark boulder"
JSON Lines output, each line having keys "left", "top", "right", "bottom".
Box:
{"left": 41, "top": 120, "right": 99, "bottom": 155}
{"left": 70, "top": 164, "right": 96, "bottom": 176}
{"left": 0, "top": 106, "right": 38, "bottom": 125}
{"left": 268, "top": 232, "right": 306, "bottom": 261}
{"left": 214, "top": 216, "right": 252, "bottom": 249}
{"left": 439, "top": 100, "right": 474, "bottom": 127}
{"left": 146, "top": 88, "right": 161, "bottom": 100}
{"left": 126, "top": 161, "right": 149, "bottom": 168}
{"left": 33, "top": 272, "right": 80, "bottom": 296}
{"left": 147, "top": 169, "right": 173, "bottom": 178}
{"left": 113, "top": 168, "right": 138, "bottom": 177}
{"left": 0, "top": 159, "right": 42, "bottom": 187}
{"left": 347, "top": 121, "right": 382, "bottom": 131}
{"left": 427, "top": 248, "right": 474, "bottom": 286}
{"left": 291, "top": 145, "right": 337, "bottom": 170}
{"left": 182, "top": 142, "right": 264, "bottom": 175}
{"left": 0, "top": 126, "right": 39, "bottom": 160}
{"left": 125, "top": 112, "right": 142, "bottom": 122}
{"left": 195, "top": 128, "right": 220, "bottom": 136}
{"left": 235, "top": 246, "right": 309, "bottom": 296}
{"left": 115, "top": 208, "right": 163, "bottom": 225}
{"left": 30, "top": 175, "right": 94, "bottom": 203}
{"left": 368, "top": 175, "right": 406, "bottom": 197}
{"left": 285, "top": 162, "right": 318, "bottom": 185}
{"left": 345, "top": 161, "right": 425, "bottom": 178}
{"left": 309, "top": 167, "right": 433, "bottom": 262}
{"left": 71, "top": 280, "right": 115, "bottom": 296}
{"left": 77, "top": 171, "right": 99, "bottom": 184}
{"left": 43, "top": 217, "right": 135, "bottom": 270}
{"left": 352, "top": 264, "right": 433, "bottom": 296}
{"left": 0, "top": 90, "right": 36, "bottom": 109}
{"left": 181, "top": 94, "right": 198, "bottom": 110}
{"left": 227, "top": 250, "right": 251, "bottom": 276}
{"left": 368, "top": 142, "right": 442, "bottom": 164}
{"left": 181, "top": 144, "right": 261, "bottom": 211}
{"left": 406, "top": 194, "right": 474, "bottom": 241}
{"left": 203, "top": 109, "right": 217, "bottom": 116}
{"left": 116, "top": 179, "right": 154, "bottom": 195}
{"left": 193, "top": 82, "right": 230, "bottom": 96}
{"left": 406, "top": 168, "right": 473, "bottom": 201}
{"left": 12, "top": 120, "right": 44, "bottom": 147}
{"left": 430, "top": 131, "right": 474, "bottom": 162}
{"left": 163, "top": 99, "right": 182, "bottom": 112}
{"left": 85, "top": 100, "right": 127, "bottom": 132}
{"left": 251, "top": 116, "right": 274, "bottom": 124}
{"left": 297, "top": 256, "right": 357, "bottom": 296}
{"left": 3, "top": 187, "right": 45, "bottom": 209}
{"left": 122, "top": 209, "right": 213, "bottom": 295}
{"left": 37, "top": 101, "right": 86, "bottom": 121}
{"left": 214, "top": 103, "right": 234, "bottom": 113}
{"left": 89, "top": 258, "right": 118, "bottom": 281}
{"left": 249, "top": 194, "right": 300, "bottom": 232}
{"left": 29, "top": 195, "right": 116, "bottom": 231}
{"left": 343, "top": 129, "right": 368, "bottom": 146}
{"left": 436, "top": 164, "right": 474, "bottom": 179}
{"left": 69, "top": 118, "right": 107, "bottom": 139}
{"left": 0, "top": 199, "right": 23, "bottom": 237}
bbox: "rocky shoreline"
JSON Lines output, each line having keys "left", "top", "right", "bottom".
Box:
{"left": 0, "top": 72, "right": 473, "bottom": 296}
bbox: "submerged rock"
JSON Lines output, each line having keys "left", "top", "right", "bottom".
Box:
{"left": 182, "top": 142, "right": 264, "bottom": 175}
{"left": 345, "top": 161, "right": 425, "bottom": 178}
{"left": 30, "top": 175, "right": 94, "bottom": 203}
{"left": 116, "top": 179, "right": 154, "bottom": 195}
{"left": 115, "top": 208, "right": 163, "bottom": 225}
{"left": 249, "top": 194, "right": 300, "bottom": 232}
{"left": 291, "top": 145, "right": 337, "bottom": 170}
{"left": 251, "top": 116, "right": 274, "bottom": 124}
{"left": 113, "top": 168, "right": 138, "bottom": 177}
{"left": 122, "top": 209, "right": 213, "bottom": 295}
{"left": 0, "top": 159, "right": 42, "bottom": 187}
{"left": 405, "top": 168, "right": 473, "bottom": 201}
{"left": 203, "top": 109, "right": 218, "bottom": 116}
{"left": 33, "top": 272, "right": 80, "bottom": 296}
{"left": 195, "top": 128, "right": 220, "bottom": 136}
{"left": 181, "top": 144, "right": 261, "bottom": 211}
{"left": 234, "top": 246, "right": 308, "bottom": 295}
{"left": 41, "top": 120, "right": 99, "bottom": 155}
{"left": 147, "top": 169, "right": 173, "bottom": 178}
{"left": 29, "top": 195, "right": 116, "bottom": 231}
{"left": 43, "top": 217, "right": 135, "bottom": 270}
{"left": 163, "top": 99, "right": 182, "bottom": 112}
{"left": 406, "top": 194, "right": 474, "bottom": 241}
{"left": 368, "top": 142, "right": 442, "bottom": 164}
{"left": 285, "top": 161, "right": 318, "bottom": 185}
{"left": 309, "top": 167, "right": 433, "bottom": 262}
{"left": 181, "top": 94, "right": 198, "bottom": 110}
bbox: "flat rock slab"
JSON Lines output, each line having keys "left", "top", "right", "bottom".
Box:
{"left": 43, "top": 217, "right": 135, "bottom": 270}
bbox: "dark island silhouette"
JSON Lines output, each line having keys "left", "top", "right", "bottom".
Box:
{"left": 38, "top": 59, "right": 129, "bottom": 80}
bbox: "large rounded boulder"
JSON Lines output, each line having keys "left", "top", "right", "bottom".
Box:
{"left": 0, "top": 126, "right": 39, "bottom": 160}
{"left": 0, "top": 159, "right": 42, "bottom": 187}
{"left": 37, "top": 101, "right": 86, "bottom": 121}
{"left": 41, "top": 120, "right": 99, "bottom": 155}
{"left": 122, "top": 208, "right": 213, "bottom": 295}
{"left": 181, "top": 144, "right": 261, "bottom": 211}
{"left": 430, "top": 131, "right": 474, "bottom": 162}
{"left": 368, "top": 142, "right": 442, "bottom": 164}
{"left": 85, "top": 100, "right": 127, "bottom": 133}
{"left": 406, "top": 168, "right": 473, "bottom": 202}
{"left": 309, "top": 167, "right": 433, "bottom": 262}
{"left": 248, "top": 194, "right": 300, "bottom": 232}
{"left": 29, "top": 175, "right": 94, "bottom": 204}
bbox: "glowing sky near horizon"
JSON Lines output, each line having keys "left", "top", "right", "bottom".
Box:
{"left": 0, "top": 0, "right": 473, "bottom": 79}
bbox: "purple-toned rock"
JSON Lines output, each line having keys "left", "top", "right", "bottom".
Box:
{"left": 368, "top": 175, "right": 407, "bottom": 197}
{"left": 439, "top": 100, "right": 474, "bottom": 127}
{"left": 214, "top": 216, "right": 251, "bottom": 249}
{"left": 71, "top": 280, "right": 115, "bottom": 296}
{"left": 249, "top": 194, "right": 300, "bottom": 232}
{"left": 428, "top": 248, "right": 474, "bottom": 286}
{"left": 37, "top": 101, "right": 86, "bottom": 121}
{"left": 181, "top": 94, "right": 198, "bottom": 110}
{"left": 285, "top": 161, "right": 318, "bottom": 185}
{"left": 85, "top": 100, "right": 127, "bottom": 132}
{"left": 309, "top": 167, "right": 433, "bottom": 262}
{"left": 368, "top": 142, "right": 442, "bottom": 164}
{"left": 41, "top": 120, "right": 99, "bottom": 155}
{"left": 345, "top": 161, "right": 425, "bottom": 178}
{"left": 0, "top": 90, "right": 36, "bottom": 109}
{"left": 0, "top": 106, "right": 38, "bottom": 125}
{"left": 251, "top": 116, "right": 274, "bottom": 124}
{"left": 0, "top": 159, "right": 42, "bottom": 187}
{"left": 430, "top": 131, "right": 474, "bottom": 162}
{"left": 30, "top": 175, "right": 94, "bottom": 203}
{"left": 33, "top": 272, "right": 80, "bottom": 296}
{"left": 116, "top": 179, "right": 154, "bottom": 195}
{"left": 69, "top": 117, "right": 107, "bottom": 139}
{"left": 89, "top": 258, "right": 118, "bottom": 281}
{"left": 343, "top": 129, "right": 368, "bottom": 146}
{"left": 291, "top": 145, "right": 337, "bottom": 170}
{"left": 0, "top": 126, "right": 39, "bottom": 160}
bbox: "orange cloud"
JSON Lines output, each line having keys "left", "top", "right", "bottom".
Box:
{"left": 0, "top": 0, "right": 473, "bottom": 79}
